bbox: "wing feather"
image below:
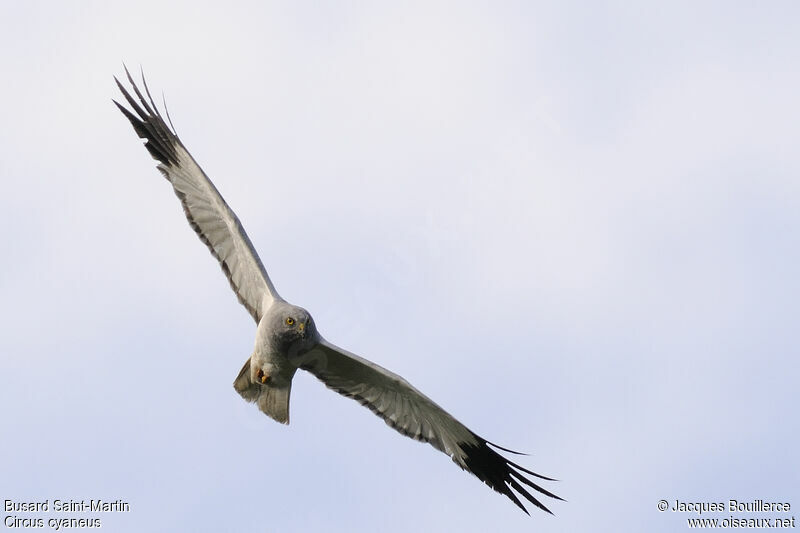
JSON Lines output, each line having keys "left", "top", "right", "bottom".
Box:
{"left": 296, "top": 339, "right": 562, "bottom": 514}
{"left": 114, "top": 68, "right": 279, "bottom": 322}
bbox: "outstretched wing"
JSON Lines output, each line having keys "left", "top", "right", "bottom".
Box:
{"left": 114, "top": 68, "right": 279, "bottom": 322}
{"left": 296, "top": 339, "right": 562, "bottom": 515}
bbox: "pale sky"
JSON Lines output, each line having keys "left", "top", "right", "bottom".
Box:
{"left": 1, "top": 2, "right": 798, "bottom": 532}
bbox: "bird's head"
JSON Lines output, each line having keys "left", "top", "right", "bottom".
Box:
{"left": 262, "top": 301, "right": 319, "bottom": 356}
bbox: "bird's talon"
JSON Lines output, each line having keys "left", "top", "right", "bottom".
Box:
{"left": 256, "top": 369, "right": 269, "bottom": 384}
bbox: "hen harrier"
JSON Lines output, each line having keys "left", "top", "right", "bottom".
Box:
{"left": 114, "top": 68, "right": 561, "bottom": 515}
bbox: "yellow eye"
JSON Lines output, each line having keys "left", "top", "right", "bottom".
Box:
{"left": 285, "top": 317, "right": 295, "bottom": 326}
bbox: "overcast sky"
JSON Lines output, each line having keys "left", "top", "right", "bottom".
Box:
{"left": 1, "top": 1, "right": 798, "bottom": 532}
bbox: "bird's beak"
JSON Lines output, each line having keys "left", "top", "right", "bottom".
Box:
{"left": 298, "top": 322, "right": 305, "bottom": 331}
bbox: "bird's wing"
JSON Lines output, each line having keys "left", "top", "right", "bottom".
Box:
{"left": 295, "top": 339, "right": 562, "bottom": 514}
{"left": 114, "top": 68, "right": 279, "bottom": 322}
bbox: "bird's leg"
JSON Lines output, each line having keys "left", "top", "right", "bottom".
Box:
{"left": 256, "top": 368, "right": 270, "bottom": 384}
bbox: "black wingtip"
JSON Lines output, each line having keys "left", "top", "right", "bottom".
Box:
{"left": 458, "top": 435, "right": 561, "bottom": 516}
{"left": 114, "top": 67, "right": 182, "bottom": 167}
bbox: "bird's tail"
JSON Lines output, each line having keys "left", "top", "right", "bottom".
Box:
{"left": 233, "top": 357, "right": 294, "bottom": 424}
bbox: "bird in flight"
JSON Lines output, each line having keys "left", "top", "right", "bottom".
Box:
{"left": 114, "top": 67, "right": 562, "bottom": 515}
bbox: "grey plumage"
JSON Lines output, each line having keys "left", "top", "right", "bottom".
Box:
{"left": 115, "top": 67, "right": 562, "bottom": 515}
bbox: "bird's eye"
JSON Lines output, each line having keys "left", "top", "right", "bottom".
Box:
{"left": 285, "top": 317, "right": 295, "bottom": 326}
